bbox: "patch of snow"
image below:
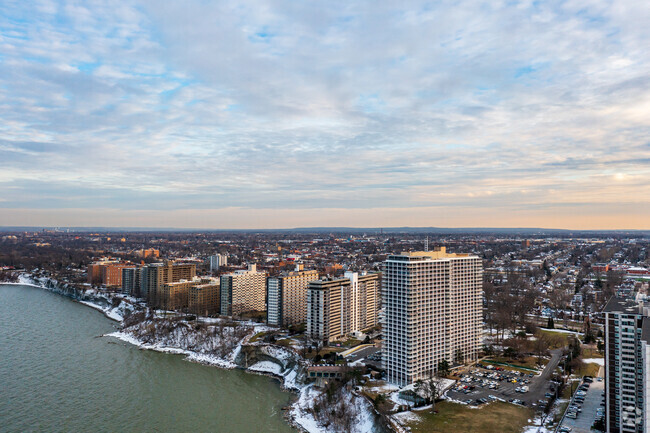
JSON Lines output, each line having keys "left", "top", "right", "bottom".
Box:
{"left": 249, "top": 361, "right": 283, "bottom": 375}
{"left": 79, "top": 300, "right": 123, "bottom": 322}
{"left": 582, "top": 358, "right": 604, "bottom": 366}
{"left": 393, "top": 411, "right": 421, "bottom": 424}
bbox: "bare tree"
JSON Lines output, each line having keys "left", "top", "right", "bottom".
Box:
{"left": 415, "top": 372, "right": 448, "bottom": 411}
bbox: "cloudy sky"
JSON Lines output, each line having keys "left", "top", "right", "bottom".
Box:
{"left": 1, "top": 0, "right": 648, "bottom": 229}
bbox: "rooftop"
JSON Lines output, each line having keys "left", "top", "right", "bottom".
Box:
{"left": 603, "top": 296, "right": 644, "bottom": 315}
{"left": 388, "top": 246, "right": 475, "bottom": 260}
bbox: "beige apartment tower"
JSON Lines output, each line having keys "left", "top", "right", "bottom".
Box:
{"left": 220, "top": 264, "right": 267, "bottom": 316}
{"left": 306, "top": 272, "right": 380, "bottom": 342}
{"left": 267, "top": 269, "right": 319, "bottom": 327}
{"left": 382, "top": 248, "right": 483, "bottom": 386}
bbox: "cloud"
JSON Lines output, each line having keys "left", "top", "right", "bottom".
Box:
{"left": 0, "top": 0, "right": 648, "bottom": 228}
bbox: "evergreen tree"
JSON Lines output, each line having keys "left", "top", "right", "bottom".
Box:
{"left": 547, "top": 317, "right": 555, "bottom": 329}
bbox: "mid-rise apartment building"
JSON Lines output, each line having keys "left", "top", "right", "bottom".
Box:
{"left": 267, "top": 268, "right": 319, "bottom": 326}
{"left": 604, "top": 296, "right": 650, "bottom": 433}
{"left": 306, "top": 272, "right": 380, "bottom": 342}
{"left": 208, "top": 254, "right": 228, "bottom": 272}
{"left": 188, "top": 281, "right": 221, "bottom": 316}
{"left": 87, "top": 259, "right": 133, "bottom": 287}
{"left": 138, "top": 262, "right": 197, "bottom": 304}
{"left": 157, "top": 277, "right": 219, "bottom": 312}
{"left": 220, "top": 264, "right": 267, "bottom": 316}
{"left": 382, "top": 247, "right": 482, "bottom": 386}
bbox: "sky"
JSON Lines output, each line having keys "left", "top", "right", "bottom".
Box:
{"left": 0, "top": 0, "right": 649, "bottom": 230}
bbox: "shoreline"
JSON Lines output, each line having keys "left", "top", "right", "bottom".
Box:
{"left": 0, "top": 278, "right": 322, "bottom": 433}
{"left": 1, "top": 278, "right": 127, "bottom": 322}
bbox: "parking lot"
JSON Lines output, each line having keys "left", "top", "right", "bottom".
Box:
{"left": 345, "top": 345, "right": 382, "bottom": 368}
{"left": 446, "top": 364, "right": 559, "bottom": 409}
{"left": 557, "top": 378, "right": 604, "bottom": 433}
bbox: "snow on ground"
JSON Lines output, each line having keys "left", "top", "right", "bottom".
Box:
{"left": 366, "top": 383, "right": 400, "bottom": 394}
{"left": 583, "top": 358, "right": 604, "bottom": 366}
{"left": 261, "top": 344, "right": 296, "bottom": 364}
{"left": 393, "top": 410, "right": 421, "bottom": 424}
{"left": 521, "top": 417, "right": 553, "bottom": 433}
{"left": 290, "top": 386, "right": 322, "bottom": 433}
{"left": 79, "top": 300, "right": 124, "bottom": 321}
{"left": 289, "top": 385, "right": 377, "bottom": 433}
{"left": 249, "top": 361, "right": 283, "bottom": 375}
{"left": 106, "top": 331, "right": 238, "bottom": 368}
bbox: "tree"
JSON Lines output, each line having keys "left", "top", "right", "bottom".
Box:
{"left": 547, "top": 317, "right": 555, "bottom": 329}
{"left": 533, "top": 334, "right": 550, "bottom": 367}
{"left": 414, "top": 374, "right": 447, "bottom": 410}
{"left": 437, "top": 359, "right": 450, "bottom": 377}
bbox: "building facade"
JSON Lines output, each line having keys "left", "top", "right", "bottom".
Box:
{"left": 121, "top": 266, "right": 139, "bottom": 296}
{"left": 87, "top": 259, "right": 133, "bottom": 287}
{"left": 267, "top": 268, "right": 319, "bottom": 326}
{"left": 306, "top": 272, "right": 380, "bottom": 342}
{"left": 604, "top": 296, "right": 650, "bottom": 433}
{"left": 382, "top": 248, "right": 482, "bottom": 386}
{"left": 138, "top": 262, "right": 197, "bottom": 305}
{"left": 188, "top": 281, "right": 221, "bottom": 316}
{"left": 220, "top": 264, "right": 267, "bottom": 316}
{"left": 208, "top": 254, "right": 228, "bottom": 272}
{"left": 157, "top": 277, "right": 219, "bottom": 312}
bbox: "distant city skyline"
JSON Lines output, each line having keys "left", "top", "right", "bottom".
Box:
{"left": 1, "top": 1, "right": 648, "bottom": 229}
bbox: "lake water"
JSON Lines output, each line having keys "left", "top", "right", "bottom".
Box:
{"left": 0, "top": 284, "right": 295, "bottom": 433}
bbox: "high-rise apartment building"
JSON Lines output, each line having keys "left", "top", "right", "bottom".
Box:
{"left": 604, "top": 296, "right": 650, "bottom": 433}
{"left": 267, "top": 268, "right": 319, "bottom": 326}
{"left": 220, "top": 264, "right": 267, "bottom": 316}
{"left": 121, "top": 266, "right": 139, "bottom": 296}
{"left": 382, "top": 247, "right": 482, "bottom": 386}
{"left": 208, "top": 254, "right": 228, "bottom": 272}
{"left": 306, "top": 272, "right": 380, "bottom": 342}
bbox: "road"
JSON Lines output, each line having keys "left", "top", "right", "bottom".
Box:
{"left": 525, "top": 349, "right": 563, "bottom": 404}
{"left": 345, "top": 345, "right": 381, "bottom": 364}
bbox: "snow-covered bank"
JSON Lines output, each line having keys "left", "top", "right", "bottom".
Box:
{"left": 9, "top": 273, "right": 132, "bottom": 322}
{"left": 107, "top": 330, "right": 239, "bottom": 368}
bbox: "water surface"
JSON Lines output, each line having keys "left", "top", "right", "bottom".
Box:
{"left": 0, "top": 284, "right": 295, "bottom": 433}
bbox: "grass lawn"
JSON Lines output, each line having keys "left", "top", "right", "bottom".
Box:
{"left": 488, "top": 356, "right": 548, "bottom": 370}
{"left": 249, "top": 331, "right": 271, "bottom": 343}
{"left": 581, "top": 346, "right": 604, "bottom": 359}
{"left": 576, "top": 361, "right": 601, "bottom": 377}
{"left": 406, "top": 401, "right": 533, "bottom": 433}
{"left": 275, "top": 338, "right": 294, "bottom": 347}
{"left": 482, "top": 359, "right": 539, "bottom": 373}
{"left": 538, "top": 330, "right": 570, "bottom": 349}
